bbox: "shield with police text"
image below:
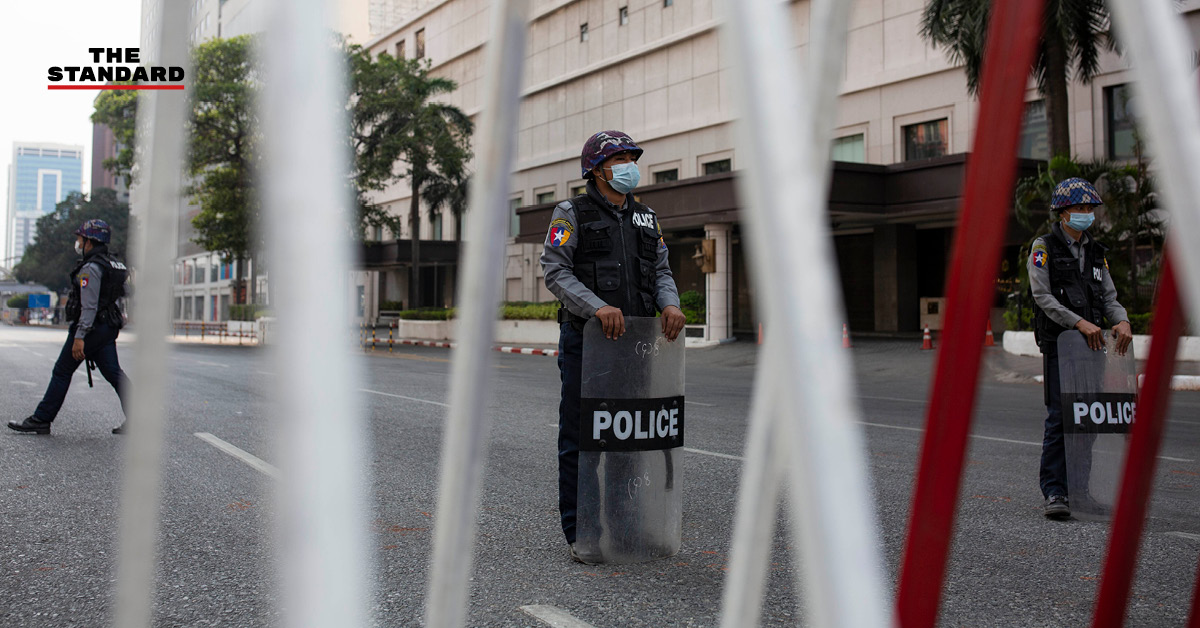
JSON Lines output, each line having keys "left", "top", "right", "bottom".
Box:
{"left": 1057, "top": 330, "right": 1137, "bottom": 521}
{"left": 577, "top": 316, "right": 685, "bottom": 564}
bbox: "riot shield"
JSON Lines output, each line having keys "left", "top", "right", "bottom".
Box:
{"left": 577, "top": 316, "right": 685, "bottom": 564}
{"left": 1057, "top": 330, "right": 1137, "bottom": 521}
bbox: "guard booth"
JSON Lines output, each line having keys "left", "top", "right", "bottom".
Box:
{"left": 1057, "top": 330, "right": 1138, "bottom": 520}
{"left": 577, "top": 317, "right": 685, "bottom": 564}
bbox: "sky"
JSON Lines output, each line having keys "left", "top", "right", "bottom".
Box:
{"left": 0, "top": 0, "right": 142, "bottom": 264}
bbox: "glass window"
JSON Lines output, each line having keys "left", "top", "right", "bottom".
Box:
{"left": 664, "top": 0, "right": 673, "bottom": 6}
{"left": 193, "top": 260, "right": 207, "bottom": 284}
{"left": 1018, "top": 100, "right": 1049, "bottom": 160}
{"left": 831, "top": 134, "right": 866, "bottom": 163}
{"left": 571, "top": 185, "right": 587, "bottom": 196}
{"left": 432, "top": 213, "right": 443, "bottom": 240}
{"left": 193, "top": 296, "right": 204, "bottom": 321}
{"left": 210, "top": 259, "right": 219, "bottom": 282}
{"left": 654, "top": 169, "right": 679, "bottom": 184}
{"left": 902, "top": 118, "right": 948, "bottom": 161}
{"left": 1106, "top": 84, "right": 1137, "bottom": 160}
{"left": 619, "top": 6, "right": 629, "bottom": 25}
{"left": 703, "top": 159, "right": 731, "bottom": 175}
{"left": 174, "top": 297, "right": 182, "bottom": 319}
{"left": 184, "top": 296, "right": 193, "bottom": 320}
{"left": 415, "top": 29, "right": 425, "bottom": 59}
{"left": 396, "top": 39, "right": 405, "bottom": 59}
{"left": 356, "top": 286, "right": 365, "bottom": 317}
{"left": 510, "top": 197, "right": 522, "bottom": 237}
{"left": 373, "top": 225, "right": 384, "bottom": 241}
{"left": 580, "top": 23, "right": 589, "bottom": 42}
{"left": 536, "top": 191, "right": 555, "bottom": 204}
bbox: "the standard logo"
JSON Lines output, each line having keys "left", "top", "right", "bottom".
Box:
{"left": 48, "top": 48, "right": 185, "bottom": 90}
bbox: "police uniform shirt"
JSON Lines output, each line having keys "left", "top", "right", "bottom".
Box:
{"left": 1027, "top": 228, "right": 1128, "bottom": 330}
{"left": 540, "top": 185, "right": 681, "bottom": 318}
{"left": 75, "top": 260, "right": 105, "bottom": 341}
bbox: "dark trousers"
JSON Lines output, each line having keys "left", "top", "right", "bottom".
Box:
{"left": 557, "top": 321, "right": 583, "bottom": 544}
{"left": 1040, "top": 346, "right": 1068, "bottom": 498}
{"left": 33, "top": 323, "right": 130, "bottom": 423}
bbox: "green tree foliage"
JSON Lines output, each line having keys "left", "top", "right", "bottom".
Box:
{"left": 90, "top": 85, "right": 139, "bottom": 187}
{"left": 187, "top": 35, "right": 259, "bottom": 305}
{"left": 921, "top": 0, "right": 1114, "bottom": 157}
{"left": 346, "top": 44, "right": 473, "bottom": 307}
{"left": 13, "top": 189, "right": 131, "bottom": 293}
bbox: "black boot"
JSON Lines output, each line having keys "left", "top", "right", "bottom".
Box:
{"left": 7, "top": 416, "right": 52, "bottom": 435}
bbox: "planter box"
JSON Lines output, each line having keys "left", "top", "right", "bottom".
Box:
{"left": 494, "top": 319, "right": 560, "bottom": 345}
{"left": 1003, "top": 330, "right": 1200, "bottom": 361}
{"left": 394, "top": 319, "right": 456, "bottom": 341}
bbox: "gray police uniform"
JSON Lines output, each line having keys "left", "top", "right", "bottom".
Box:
{"left": 540, "top": 180, "right": 680, "bottom": 545}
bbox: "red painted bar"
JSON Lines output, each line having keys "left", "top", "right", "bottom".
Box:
{"left": 895, "top": 1, "right": 1045, "bottom": 626}
{"left": 1091, "top": 255, "right": 1184, "bottom": 628}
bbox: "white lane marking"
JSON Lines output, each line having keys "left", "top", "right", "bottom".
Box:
{"left": 195, "top": 432, "right": 281, "bottom": 479}
{"left": 196, "top": 360, "right": 230, "bottom": 368}
{"left": 1167, "top": 531, "right": 1200, "bottom": 542}
{"left": 11, "top": 380, "right": 36, "bottom": 386}
{"left": 859, "top": 422, "right": 1194, "bottom": 463}
{"left": 858, "top": 395, "right": 925, "bottom": 404}
{"left": 684, "top": 447, "right": 744, "bottom": 461}
{"left": 257, "top": 370, "right": 276, "bottom": 376}
{"left": 359, "top": 388, "right": 449, "bottom": 408}
{"left": 685, "top": 400, "right": 716, "bottom": 407}
{"left": 520, "top": 605, "right": 598, "bottom": 628}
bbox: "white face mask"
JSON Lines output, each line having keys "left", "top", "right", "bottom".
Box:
{"left": 74, "top": 241, "right": 83, "bottom": 256}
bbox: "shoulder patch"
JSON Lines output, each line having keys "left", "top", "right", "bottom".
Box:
{"left": 547, "top": 218, "right": 574, "bottom": 248}
{"left": 79, "top": 273, "right": 90, "bottom": 288}
{"left": 1031, "top": 242, "right": 1048, "bottom": 269}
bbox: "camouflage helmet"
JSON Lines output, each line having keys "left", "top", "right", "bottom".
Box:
{"left": 580, "top": 130, "right": 643, "bottom": 179}
{"left": 74, "top": 219, "right": 111, "bottom": 244}
{"left": 1051, "top": 177, "right": 1103, "bottom": 211}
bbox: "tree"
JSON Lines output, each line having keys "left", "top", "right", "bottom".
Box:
{"left": 921, "top": 0, "right": 1114, "bottom": 158}
{"left": 346, "top": 45, "right": 472, "bottom": 307}
{"left": 13, "top": 189, "right": 131, "bottom": 293}
{"left": 187, "top": 35, "right": 260, "bottom": 306}
{"left": 91, "top": 85, "right": 139, "bottom": 187}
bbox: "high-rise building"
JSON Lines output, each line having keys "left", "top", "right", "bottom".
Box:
{"left": 5, "top": 142, "right": 84, "bottom": 266}
{"left": 91, "top": 114, "right": 130, "bottom": 204}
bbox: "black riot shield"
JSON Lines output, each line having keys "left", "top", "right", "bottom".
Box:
{"left": 1057, "top": 330, "right": 1137, "bottom": 520}
{"left": 577, "top": 316, "right": 685, "bottom": 564}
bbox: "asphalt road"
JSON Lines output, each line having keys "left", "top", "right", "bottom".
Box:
{"left": 2, "top": 323, "right": 1198, "bottom": 627}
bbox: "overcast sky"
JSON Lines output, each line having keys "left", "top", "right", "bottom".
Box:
{"left": 0, "top": 0, "right": 142, "bottom": 262}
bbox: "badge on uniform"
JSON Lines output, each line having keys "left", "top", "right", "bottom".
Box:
{"left": 548, "top": 218, "right": 573, "bottom": 247}
{"left": 1032, "top": 243, "right": 1048, "bottom": 268}
{"left": 80, "top": 274, "right": 89, "bottom": 288}
{"left": 1094, "top": 266, "right": 1104, "bottom": 281}
{"left": 658, "top": 237, "right": 667, "bottom": 251}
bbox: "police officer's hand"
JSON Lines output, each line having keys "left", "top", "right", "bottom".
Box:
{"left": 1112, "top": 320, "right": 1134, "bottom": 356}
{"left": 72, "top": 338, "right": 85, "bottom": 361}
{"left": 661, "top": 305, "right": 686, "bottom": 342}
{"left": 1075, "top": 319, "right": 1104, "bottom": 351}
{"left": 595, "top": 306, "right": 625, "bottom": 340}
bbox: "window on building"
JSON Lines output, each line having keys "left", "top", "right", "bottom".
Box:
{"left": 1106, "top": 84, "right": 1138, "bottom": 160}
{"left": 396, "top": 39, "right": 406, "bottom": 59}
{"left": 536, "top": 190, "right": 556, "bottom": 204}
{"left": 174, "top": 297, "right": 182, "bottom": 319}
{"left": 664, "top": 0, "right": 673, "bottom": 6}
{"left": 193, "top": 296, "right": 204, "bottom": 321}
{"left": 831, "top": 134, "right": 866, "bottom": 163}
{"left": 1017, "top": 100, "right": 1050, "bottom": 160}
{"left": 571, "top": 185, "right": 587, "bottom": 196}
{"left": 184, "top": 296, "right": 193, "bottom": 320}
{"left": 193, "top": 261, "right": 207, "bottom": 284}
{"left": 902, "top": 118, "right": 949, "bottom": 161}
{"left": 580, "top": 23, "right": 589, "bottom": 42}
{"left": 210, "top": 259, "right": 219, "bottom": 283}
{"left": 432, "top": 212, "right": 443, "bottom": 240}
{"left": 373, "top": 225, "right": 384, "bottom": 241}
{"left": 703, "top": 159, "right": 732, "bottom": 175}
{"left": 619, "top": 6, "right": 629, "bottom": 25}
{"left": 415, "top": 28, "right": 425, "bottom": 59}
{"left": 654, "top": 169, "right": 679, "bottom": 184}
{"left": 510, "top": 197, "right": 522, "bottom": 238}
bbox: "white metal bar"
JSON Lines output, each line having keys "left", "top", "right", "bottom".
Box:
{"left": 423, "top": 2, "right": 530, "bottom": 626}
{"left": 261, "top": 0, "right": 372, "bottom": 626}
{"left": 1107, "top": 1, "right": 1200, "bottom": 325}
{"left": 114, "top": 0, "right": 189, "bottom": 624}
{"left": 720, "top": 0, "right": 891, "bottom": 625}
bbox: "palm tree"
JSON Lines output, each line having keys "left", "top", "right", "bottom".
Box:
{"left": 921, "top": 0, "right": 1114, "bottom": 158}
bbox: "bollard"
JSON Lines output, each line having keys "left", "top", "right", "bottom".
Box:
{"left": 389, "top": 323, "right": 394, "bottom": 353}
{"left": 371, "top": 325, "right": 377, "bottom": 351}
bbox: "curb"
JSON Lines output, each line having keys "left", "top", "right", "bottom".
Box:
{"left": 364, "top": 338, "right": 559, "bottom": 357}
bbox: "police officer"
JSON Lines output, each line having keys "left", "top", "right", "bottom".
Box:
{"left": 7, "top": 219, "right": 132, "bottom": 435}
{"left": 1029, "top": 178, "right": 1133, "bottom": 519}
{"left": 541, "top": 130, "right": 686, "bottom": 562}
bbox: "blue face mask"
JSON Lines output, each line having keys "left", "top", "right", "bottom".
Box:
{"left": 605, "top": 162, "right": 641, "bottom": 194}
{"left": 1065, "top": 211, "right": 1095, "bottom": 232}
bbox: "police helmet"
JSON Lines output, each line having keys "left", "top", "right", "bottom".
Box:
{"left": 1050, "top": 177, "right": 1103, "bottom": 211}
{"left": 580, "top": 130, "right": 643, "bottom": 179}
{"left": 74, "top": 219, "right": 112, "bottom": 244}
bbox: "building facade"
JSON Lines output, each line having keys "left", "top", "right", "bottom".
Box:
{"left": 91, "top": 119, "right": 130, "bottom": 204}
{"left": 4, "top": 142, "right": 84, "bottom": 267}
{"left": 361, "top": 0, "right": 1200, "bottom": 338}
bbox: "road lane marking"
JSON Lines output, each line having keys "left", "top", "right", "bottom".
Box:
{"left": 859, "top": 395, "right": 926, "bottom": 404}
{"left": 1167, "top": 531, "right": 1200, "bottom": 542}
{"left": 685, "top": 400, "right": 716, "bottom": 407}
{"left": 196, "top": 360, "right": 230, "bottom": 368}
{"left": 195, "top": 432, "right": 280, "bottom": 479}
{"left": 520, "top": 605, "right": 598, "bottom": 628}
{"left": 360, "top": 388, "right": 449, "bottom": 407}
{"left": 11, "top": 380, "right": 36, "bottom": 386}
{"left": 684, "top": 447, "right": 744, "bottom": 461}
{"left": 859, "top": 422, "right": 1194, "bottom": 462}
